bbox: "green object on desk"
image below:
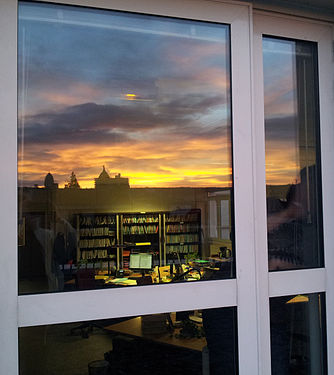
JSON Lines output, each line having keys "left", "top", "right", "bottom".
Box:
{"left": 108, "top": 278, "right": 137, "bottom": 285}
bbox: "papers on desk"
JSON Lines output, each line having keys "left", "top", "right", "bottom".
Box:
{"left": 185, "top": 277, "right": 199, "bottom": 281}
{"left": 95, "top": 275, "right": 109, "bottom": 281}
{"left": 107, "top": 278, "right": 137, "bottom": 286}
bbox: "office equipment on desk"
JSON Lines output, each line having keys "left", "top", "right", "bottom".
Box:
{"left": 129, "top": 253, "right": 152, "bottom": 272}
{"left": 203, "top": 256, "right": 234, "bottom": 279}
{"left": 128, "top": 253, "right": 154, "bottom": 284}
{"left": 171, "top": 266, "right": 202, "bottom": 282}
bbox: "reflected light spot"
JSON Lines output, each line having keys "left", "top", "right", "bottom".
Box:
{"left": 126, "top": 93, "right": 137, "bottom": 100}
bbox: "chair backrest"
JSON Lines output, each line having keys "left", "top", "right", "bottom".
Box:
{"left": 136, "top": 275, "right": 153, "bottom": 286}
{"left": 76, "top": 268, "right": 96, "bottom": 290}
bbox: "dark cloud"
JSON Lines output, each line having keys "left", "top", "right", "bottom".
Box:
{"left": 265, "top": 115, "right": 316, "bottom": 146}
{"left": 20, "top": 94, "right": 229, "bottom": 146}
{"left": 158, "top": 94, "right": 226, "bottom": 117}
{"left": 18, "top": 149, "right": 60, "bottom": 162}
{"left": 265, "top": 116, "right": 299, "bottom": 142}
{"left": 20, "top": 102, "right": 160, "bottom": 145}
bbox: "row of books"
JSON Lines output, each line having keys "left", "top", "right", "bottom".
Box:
{"left": 79, "top": 227, "right": 115, "bottom": 237}
{"left": 80, "top": 250, "right": 109, "bottom": 260}
{"left": 78, "top": 237, "right": 115, "bottom": 249}
{"left": 165, "top": 234, "right": 199, "bottom": 244}
{"left": 123, "top": 216, "right": 159, "bottom": 224}
{"left": 166, "top": 224, "right": 199, "bottom": 233}
{"left": 166, "top": 244, "right": 199, "bottom": 253}
{"left": 123, "top": 225, "right": 159, "bottom": 235}
{"left": 165, "top": 213, "right": 199, "bottom": 223}
{"left": 80, "top": 215, "right": 115, "bottom": 226}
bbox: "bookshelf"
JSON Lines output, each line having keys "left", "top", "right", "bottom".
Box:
{"left": 120, "top": 213, "right": 161, "bottom": 269}
{"left": 77, "top": 214, "right": 119, "bottom": 267}
{"left": 76, "top": 210, "right": 201, "bottom": 269}
{"left": 163, "top": 209, "right": 201, "bottom": 264}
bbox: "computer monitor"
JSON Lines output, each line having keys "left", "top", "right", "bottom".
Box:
{"left": 129, "top": 253, "right": 153, "bottom": 271}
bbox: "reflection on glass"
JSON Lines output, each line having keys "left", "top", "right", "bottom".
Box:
{"left": 18, "top": 2, "right": 233, "bottom": 294}
{"left": 270, "top": 293, "right": 327, "bottom": 375}
{"left": 20, "top": 307, "right": 238, "bottom": 375}
{"left": 263, "top": 37, "right": 323, "bottom": 271}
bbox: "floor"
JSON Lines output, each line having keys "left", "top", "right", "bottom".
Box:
{"left": 19, "top": 318, "right": 205, "bottom": 375}
{"left": 19, "top": 323, "right": 114, "bottom": 375}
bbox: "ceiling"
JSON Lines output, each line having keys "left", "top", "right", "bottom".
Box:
{"left": 244, "top": 0, "right": 334, "bottom": 19}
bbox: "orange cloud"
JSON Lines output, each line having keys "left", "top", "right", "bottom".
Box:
{"left": 18, "top": 133, "right": 232, "bottom": 188}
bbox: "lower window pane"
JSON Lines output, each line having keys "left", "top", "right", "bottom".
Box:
{"left": 270, "top": 293, "right": 327, "bottom": 375}
{"left": 19, "top": 307, "right": 238, "bottom": 375}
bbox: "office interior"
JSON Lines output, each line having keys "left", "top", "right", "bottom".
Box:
{"left": 19, "top": 294, "right": 326, "bottom": 375}
{"left": 19, "top": 306, "right": 238, "bottom": 375}
{"left": 18, "top": 167, "right": 234, "bottom": 294}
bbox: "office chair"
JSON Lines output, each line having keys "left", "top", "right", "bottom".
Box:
{"left": 76, "top": 268, "right": 96, "bottom": 290}
{"left": 70, "top": 268, "right": 105, "bottom": 338}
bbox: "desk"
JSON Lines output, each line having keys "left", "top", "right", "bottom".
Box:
{"left": 64, "top": 259, "right": 234, "bottom": 291}
{"left": 106, "top": 316, "right": 206, "bottom": 352}
{"left": 105, "top": 316, "right": 207, "bottom": 375}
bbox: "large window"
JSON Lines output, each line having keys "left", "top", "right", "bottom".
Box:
{"left": 1, "top": 1, "right": 333, "bottom": 375}
{"left": 18, "top": 2, "right": 234, "bottom": 294}
{"left": 263, "top": 37, "right": 323, "bottom": 271}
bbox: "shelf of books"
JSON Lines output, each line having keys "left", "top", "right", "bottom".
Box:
{"left": 77, "top": 214, "right": 119, "bottom": 266}
{"left": 163, "top": 209, "right": 201, "bottom": 264}
{"left": 120, "top": 213, "right": 161, "bottom": 269}
{"left": 76, "top": 210, "right": 201, "bottom": 269}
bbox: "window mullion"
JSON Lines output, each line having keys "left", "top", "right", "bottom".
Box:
{"left": 230, "top": 11, "right": 261, "bottom": 375}
{"left": 0, "top": 1, "right": 19, "bottom": 375}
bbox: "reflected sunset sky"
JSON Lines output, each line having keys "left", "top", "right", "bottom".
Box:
{"left": 263, "top": 38, "right": 300, "bottom": 186}
{"left": 18, "top": 4, "right": 303, "bottom": 189}
{"left": 18, "top": 3, "right": 231, "bottom": 188}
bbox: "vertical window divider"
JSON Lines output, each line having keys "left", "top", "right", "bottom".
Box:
{"left": 318, "top": 22, "right": 334, "bottom": 375}
{"left": 230, "top": 5, "right": 261, "bottom": 374}
{"left": 252, "top": 18, "right": 272, "bottom": 375}
{"left": 0, "top": 1, "right": 19, "bottom": 375}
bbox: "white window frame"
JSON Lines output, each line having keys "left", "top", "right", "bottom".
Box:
{"left": 0, "top": 1, "right": 333, "bottom": 375}
{"left": 253, "top": 12, "right": 334, "bottom": 375}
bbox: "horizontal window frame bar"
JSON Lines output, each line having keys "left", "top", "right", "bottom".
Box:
{"left": 269, "top": 268, "right": 326, "bottom": 298}
{"left": 18, "top": 279, "right": 237, "bottom": 327}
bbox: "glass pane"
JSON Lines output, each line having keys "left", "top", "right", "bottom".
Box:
{"left": 19, "top": 307, "right": 238, "bottom": 375}
{"left": 263, "top": 37, "right": 323, "bottom": 271}
{"left": 18, "top": 2, "right": 234, "bottom": 294}
{"left": 270, "top": 293, "right": 327, "bottom": 375}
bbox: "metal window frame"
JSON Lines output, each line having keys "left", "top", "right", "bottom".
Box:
{"left": 0, "top": 1, "right": 333, "bottom": 375}
{"left": 253, "top": 12, "right": 334, "bottom": 375}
